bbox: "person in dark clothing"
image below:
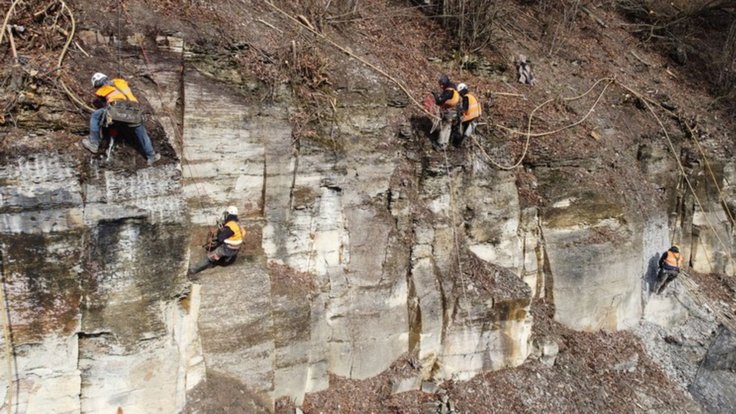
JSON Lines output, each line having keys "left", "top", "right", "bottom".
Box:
{"left": 655, "top": 244, "right": 682, "bottom": 294}
{"left": 188, "top": 206, "right": 245, "bottom": 277}
{"left": 431, "top": 74, "right": 461, "bottom": 149}
{"left": 432, "top": 74, "right": 460, "bottom": 109}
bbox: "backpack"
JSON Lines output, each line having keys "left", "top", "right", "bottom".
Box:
{"left": 104, "top": 85, "right": 143, "bottom": 126}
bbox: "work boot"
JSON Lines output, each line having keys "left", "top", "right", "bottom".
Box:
{"left": 147, "top": 153, "right": 161, "bottom": 166}
{"left": 188, "top": 257, "right": 212, "bottom": 277}
{"left": 81, "top": 138, "right": 99, "bottom": 154}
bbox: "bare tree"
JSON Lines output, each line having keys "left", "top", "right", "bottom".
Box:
{"left": 433, "top": 0, "right": 502, "bottom": 53}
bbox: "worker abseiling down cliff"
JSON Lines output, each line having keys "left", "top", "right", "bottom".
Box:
{"left": 655, "top": 244, "right": 682, "bottom": 294}
{"left": 432, "top": 74, "right": 460, "bottom": 149}
{"left": 188, "top": 206, "right": 245, "bottom": 277}
{"left": 452, "top": 83, "right": 481, "bottom": 148}
{"left": 81, "top": 72, "right": 161, "bottom": 166}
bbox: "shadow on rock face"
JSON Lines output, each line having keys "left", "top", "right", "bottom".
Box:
{"left": 645, "top": 253, "right": 660, "bottom": 294}
{"left": 410, "top": 115, "right": 434, "bottom": 142}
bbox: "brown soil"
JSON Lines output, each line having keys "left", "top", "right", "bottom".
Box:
{"left": 291, "top": 301, "right": 697, "bottom": 413}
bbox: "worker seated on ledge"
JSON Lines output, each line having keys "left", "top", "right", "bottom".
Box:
{"left": 188, "top": 206, "right": 245, "bottom": 278}
{"left": 81, "top": 72, "right": 161, "bottom": 166}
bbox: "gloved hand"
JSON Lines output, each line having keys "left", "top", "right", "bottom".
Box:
{"left": 432, "top": 91, "right": 442, "bottom": 106}
{"left": 203, "top": 238, "right": 220, "bottom": 251}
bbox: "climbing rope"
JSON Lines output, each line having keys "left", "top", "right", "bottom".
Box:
{"left": 134, "top": 35, "right": 221, "bottom": 240}
{"left": 442, "top": 147, "right": 468, "bottom": 305}
{"left": 0, "top": 250, "right": 13, "bottom": 414}
{"left": 115, "top": 1, "right": 122, "bottom": 77}
{"left": 471, "top": 77, "right": 614, "bottom": 170}
{"left": 617, "top": 80, "right": 736, "bottom": 273}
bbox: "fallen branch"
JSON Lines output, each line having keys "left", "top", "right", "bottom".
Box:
{"left": 257, "top": 18, "right": 282, "bottom": 33}
{"left": 492, "top": 91, "right": 525, "bottom": 98}
{"left": 59, "top": 79, "right": 93, "bottom": 111}
{"left": 630, "top": 50, "right": 653, "bottom": 67}
{"left": 74, "top": 40, "right": 90, "bottom": 57}
{"left": 6, "top": 26, "right": 17, "bottom": 62}
{"left": 55, "top": 0, "right": 75, "bottom": 69}
{"left": 0, "top": 0, "right": 23, "bottom": 47}
{"left": 581, "top": 6, "right": 607, "bottom": 28}
{"left": 34, "top": 1, "right": 57, "bottom": 17}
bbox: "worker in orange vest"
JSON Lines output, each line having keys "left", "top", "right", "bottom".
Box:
{"left": 656, "top": 244, "right": 682, "bottom": 294}
{"left": 188, "top": 206, "right": 246, "bottom": 277}
{"left": 453, "top": 83, "right": 482, "bottom": 147}
{"left": 81, "top": 72, "right": 160, "bottom": 166}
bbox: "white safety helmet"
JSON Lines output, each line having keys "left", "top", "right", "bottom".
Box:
{"left": 91, "top": 72, "right": 108, "bottom": 88}
{"left": 457, "top": 83, "right": 468, "bottom": 92}
{"left": 226, "top": 205, "right": 238, "bottom": 216}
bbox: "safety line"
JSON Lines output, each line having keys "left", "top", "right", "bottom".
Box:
{"left": 442, "top": 147, "right": 468, "bottom": 305}
{"left": 254, "top": 3, "right": 736, "bottom": 312}
{"left": 0, "top": 249, "right": 13, "bottom": 414}
{"left": 471, "top": 77, "right": 613, "bottom": 170}
{"left": 618, "top": 80, "right": 736, "bottom": 272}
{"left": 135, "top": 37, "right": 220, "bottom": 236}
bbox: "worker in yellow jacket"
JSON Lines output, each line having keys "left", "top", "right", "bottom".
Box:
{"left": 81, "top": 72, "right": 160, "bottom": 166}
{"left": 189, "top": 206, "right": 245, "bottom": 277}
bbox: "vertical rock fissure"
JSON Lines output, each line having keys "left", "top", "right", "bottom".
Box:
{"left": 537, "top": 214, "right": 554, "bottom": 303}
{"left": 406, "top": 252, "right": 421, "bottom": 353}
{"left": 287, "top": 140, "right": 300, "bottom": 213}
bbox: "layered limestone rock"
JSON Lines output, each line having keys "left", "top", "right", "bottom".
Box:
{"left": 686, "top": 160, "right": 736, "bottom": 276}
{"left": 409, "top": 158, "right": 532, "bottom": 381}
{"left": 638, "top": 143, "right": 736, "bottom": 277}
{"left": 179, "top": 53, "right": 534, "bottom": 407}
{"left": 539, "top": 184, "right": 642, "bottom": 331}
{"left": 0, "top": 150, "right": 197, "bottom": 413}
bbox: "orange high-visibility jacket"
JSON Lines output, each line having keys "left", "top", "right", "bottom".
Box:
{"left": 223, "top": 220, "right": 244, "bottom": 248}
{"left": 663, "top": 250, "right": 681, "bottom": 268}
{"left": 461, "top": 94, "right": 481, "bottom": 122}
{"left": 95, "top": 79, "right": 139, "bottom": 103}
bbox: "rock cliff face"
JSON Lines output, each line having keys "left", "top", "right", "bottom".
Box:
{"left": 1, "top": 24, "right": 735, "bottom": 413}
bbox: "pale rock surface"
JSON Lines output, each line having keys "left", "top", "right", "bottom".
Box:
{"left": 635, "top": 282, "right": 719, "bottom": 389}
{"left": 196, "top": 262, "right": 275, "bottom": 402}
{"left": 465, "top": 169, "right": 523, "bottom": 270}
{"left": 542, "top": 193, "right": 642, "bottom": 331}
{"left": 690, "top": 328, "right": 736, "bottom": 413}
